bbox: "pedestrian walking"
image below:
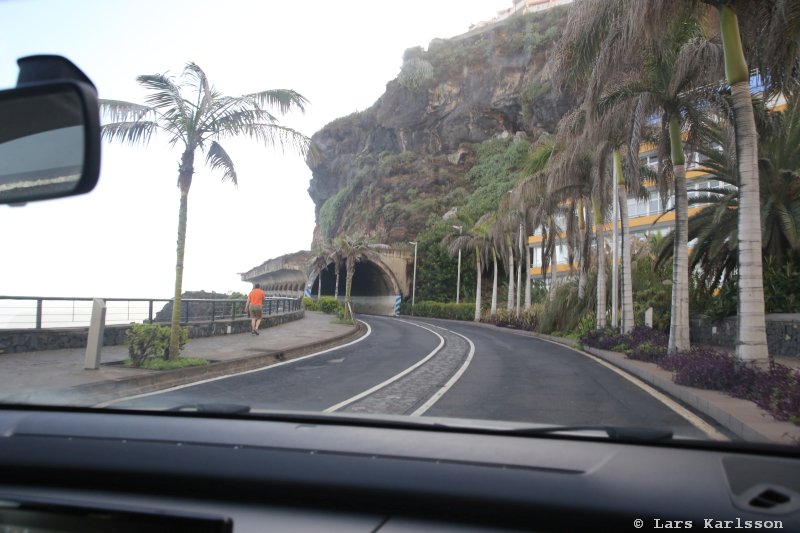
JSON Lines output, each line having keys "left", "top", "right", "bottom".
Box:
{"left": 246, "top": 283, "right": 266, "bottom": 335}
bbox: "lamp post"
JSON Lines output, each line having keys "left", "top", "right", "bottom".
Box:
{"left": 409, "top": 241, "right": 418, "bottom": 315}
{"left": 452, "top": 225, "right": 462, "bottom": 304}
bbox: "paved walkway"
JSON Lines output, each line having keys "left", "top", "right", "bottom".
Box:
{"left": 0, "top": 311, "right": 356, "bottom": 403}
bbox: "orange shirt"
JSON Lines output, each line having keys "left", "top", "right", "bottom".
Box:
{"left": 248, "top": 288, "right": 266, "bottom": 306}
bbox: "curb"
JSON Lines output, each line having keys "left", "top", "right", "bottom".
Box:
{"left": 7, "top": 321, "right": 367, "bottom": 407}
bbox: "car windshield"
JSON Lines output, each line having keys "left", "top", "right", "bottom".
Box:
{"left": 0, "top": 0, "right": 798, "bottom": 448}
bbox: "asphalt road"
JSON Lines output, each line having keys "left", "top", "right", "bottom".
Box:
{"left": 115, "top": 315, "right": 713, "bottom": 438}
{"left": 114, "top": 315, "right": 441, "bottom": 411}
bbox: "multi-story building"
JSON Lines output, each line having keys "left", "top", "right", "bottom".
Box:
{"left": 527, "top": 91, "right": 786, "bottom": 283}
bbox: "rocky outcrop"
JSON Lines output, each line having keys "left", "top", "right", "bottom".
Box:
{"left": 307, "top": 6, "right": 576, "bottom": 244}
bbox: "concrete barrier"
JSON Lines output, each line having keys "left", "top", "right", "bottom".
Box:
{"left": 0, "top": 310, "right": 304, "bottom": 355}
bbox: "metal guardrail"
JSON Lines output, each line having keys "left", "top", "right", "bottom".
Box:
{"left": 0, "top": 296, "right": 301, "bottom": 329}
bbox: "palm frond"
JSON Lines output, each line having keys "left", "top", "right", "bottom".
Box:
{"left": 245, "top": 89, "right": 309, "bottom": 115}
{"left": 100, "top": 99, "right": 155, "bottom": 123}
{"left": 205, "top": 141, "right": 237, "bottom": 185}
{"left": 101, "top": 120, "right": 159, "bottom": 146}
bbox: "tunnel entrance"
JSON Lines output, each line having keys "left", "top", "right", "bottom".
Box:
{"left": 310, "top": 261, "right": 395, "bottom": 297}
{"left": 309, "top": 259, "right": 399, "bottom": 315}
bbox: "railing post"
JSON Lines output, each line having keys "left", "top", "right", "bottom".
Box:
{"left": 35, "top": 298, "right": 43, "bottom": 329}
{"left": 211, "top": 300, "right": 216, "bottom": 323}
{"left": 148, "top": 300, "right": 154, "bottom": 323}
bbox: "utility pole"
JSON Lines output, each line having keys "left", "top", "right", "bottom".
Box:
{"left": 409, "top": 241, "right": 418, "bottom": 315}
{"left": 452, "top": 225, "right": 462, "bottom": 304}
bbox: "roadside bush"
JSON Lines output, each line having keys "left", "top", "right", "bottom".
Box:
{"left": 667, "top": 348, "right": 754, "bottom": 392}
{"left": 125, "top": 323, "right": 188, "bottom": 367}
{"left": 579, "top": 328, "right": 627, "bottom": 351}
{"left": 318, "top": 297, "right": 342, "bottom": 315}
{"left": 487, "top": 308, "right": 539, "bottom": 331}
{"left": 302, "top": 297, "right": 319, "bottom": 311}
{"left": 400, "top": 300, "right": 475, "bottom": 321}
{"left": 748, "top": 364, "right": 800, "bottom": 424}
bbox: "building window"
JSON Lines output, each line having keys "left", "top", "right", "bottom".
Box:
{"left": 649, "top": 193, "right": 661, "bottom": 215}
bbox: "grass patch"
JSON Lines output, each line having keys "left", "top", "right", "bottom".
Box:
{"left": 126, "top": 357, "right": 210, "bottom": 370}
{"left": 331, "top": 318, "right": 356, "bottom": 326}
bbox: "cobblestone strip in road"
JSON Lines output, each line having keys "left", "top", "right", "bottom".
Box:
{"left": 340, "top": 321, "right": 470, "bottom": 416}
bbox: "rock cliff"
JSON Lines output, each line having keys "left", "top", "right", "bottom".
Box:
{"left": 307, "top": 6, "right": 576, "bottom": 245}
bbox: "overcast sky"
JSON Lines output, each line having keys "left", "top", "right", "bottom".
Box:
{"left": 0, "top": 0, "right": 509, "bottom": 299}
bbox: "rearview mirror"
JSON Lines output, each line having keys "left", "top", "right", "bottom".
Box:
{"left": 0, "top": 59, "right": 100, "bottom": 205}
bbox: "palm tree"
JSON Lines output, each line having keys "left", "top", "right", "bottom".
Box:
{"left": 446, "top": 216, "right": 493, "bottom": 322}
{"left": 335, "top": 234, "right": 379, "bottom": 321}
{"left": 310, "top": 245, "right": 329, "bottom": 300}
{"left": 101, "top": 63, "right": 310, "bottom": 358}
{"left": 657, "top": 95, "right": 800, "bottom": 287}
{"left": 327, "top": 245, "right": 344, "bottom": 299}
{"left": 601, "top": 15, "right": 723, "bottom": 345}
{"left": 558, "top": 0, "right": 788, "bottom": 362}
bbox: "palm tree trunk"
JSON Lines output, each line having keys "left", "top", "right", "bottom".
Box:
{"left": 506, "top": 244, "right": 514, "bottom": 311}
{"left": 550, "top": 243, "right": 558, "bottom": 300}
{"left": 668, "top": 115, "right": 691, "bottom": 354}
{"left": 168, "top": 149, "right": 194, "bottom": 360}
{"left": 577, "top": 197, "right": 587, "bottom": 300}
{"left": 615, "top": 150, "right": 634, "bottom": 333}
{"left": 611, "top": 165, "right": 619, "bottom": 330}
{"left": 548, "top": 217, "right": 558, "bottom": 301}
{"left": 507, "top": 244, "right": 514, "bottom": 311}
{"left": 594, "top": 196, "right": 607, "bottom": 329}
{"left": 516, "top": 227, "right": 523, "bottom": 316}
{"left": 525, "top": 234, "right": 531, "bottom": 310}
{"left": 719, "top": 5, "right": 769, "bottom": 365}
{"left": 344, "top": 259, "right": 354, "bottom": 320}
{"left": 334, "top": 265, "right": 340, "bottom": 299}
{"left": 474, "top": 251, "right": 482, "bottom": 322}
{"left": 491, "top": 248, "right": 498, "bottom": 317}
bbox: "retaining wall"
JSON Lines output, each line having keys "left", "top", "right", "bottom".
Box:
{"left": 0, "top": 310, "right": 304, "bottom": 355}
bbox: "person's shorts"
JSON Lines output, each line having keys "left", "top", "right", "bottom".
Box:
{"left": 249, "top": 305, "right": 263, "bottom": 319}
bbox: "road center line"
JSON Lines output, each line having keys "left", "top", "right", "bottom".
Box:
{"left": 324, "top": 319, "right": 445, "bottom": 413}
{"left": 406, "top": 321, "right": 475, "bottom": 417}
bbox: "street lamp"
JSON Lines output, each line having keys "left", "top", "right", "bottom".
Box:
{"left": 409, "top": 241, "right": 418, "bottom": 315}
{"left": 452, "top": 225, "right": 462, "bottom": 304}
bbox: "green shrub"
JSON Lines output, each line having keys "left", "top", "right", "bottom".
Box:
{"left": 125, "top": 323, "right": 188, "bottom": 367}
{"left": 400, "top": 300, "right": 475, "bottom": 321}
{"left": 302, "top": 297, "right": 319, "bottom": 311}
{"left": 318, "top": 296, "right": 342, "bottom": 315}
{"left": 135, "top": 357, "right": 209, "bottom": 370}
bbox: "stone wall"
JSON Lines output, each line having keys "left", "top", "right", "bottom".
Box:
{"left": 690, "top": 314, "right": 800, "bottom": 357}
{"left": 0, "top": 310, "right": 304, "bottom": 355}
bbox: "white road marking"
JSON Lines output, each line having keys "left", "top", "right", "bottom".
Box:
{"left": 522, "top": 333, "right": 729, "bottom": 441}
{"left": 324, "top": 319, "right": 445, "bottom": 413}
{"left": 96, "top": 321, "right": 372, "bottom": 408}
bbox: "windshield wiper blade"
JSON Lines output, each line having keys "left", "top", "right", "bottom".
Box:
{"left": 506, "top": 425, "right": 674, "bottom": 441}
{"left": 166, "top": 403, "right": 251, "bottom": 415}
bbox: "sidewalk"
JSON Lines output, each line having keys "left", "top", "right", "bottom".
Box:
{"left": 0, "top": 311, "right": 361, "bottom": 407}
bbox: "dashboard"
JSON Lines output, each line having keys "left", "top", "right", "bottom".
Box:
{"left": 1, "top": 407, "right": 799, "bottom": 532}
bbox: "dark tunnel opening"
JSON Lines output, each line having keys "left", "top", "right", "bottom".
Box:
{"left": 310, "top": 260, "right": 394, "bottom": 297}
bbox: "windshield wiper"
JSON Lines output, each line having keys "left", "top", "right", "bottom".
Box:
{"left": 166, "top": 403, "right": 251, "bottom": 415}
{"left": 159, "top": 406, "right": 672, "bottom": 441}
{"left": 505, "top": 425, "right": 674, "bottom": 441}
